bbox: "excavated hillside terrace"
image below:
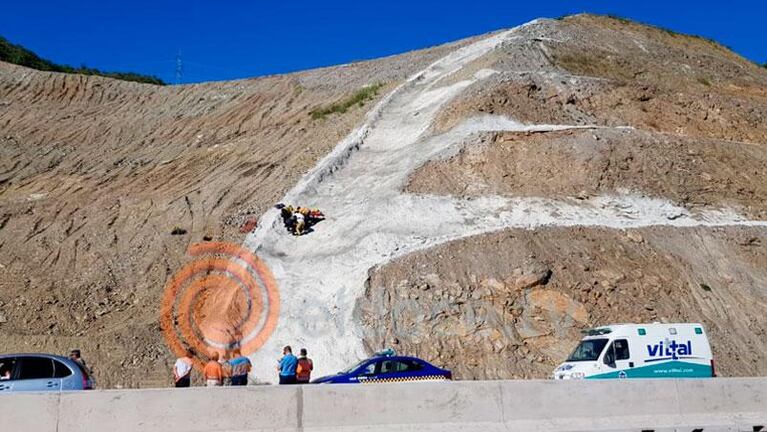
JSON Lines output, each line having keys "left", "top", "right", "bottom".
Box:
{"left": 245, "top": 16, "right": 767, "bottom": 381}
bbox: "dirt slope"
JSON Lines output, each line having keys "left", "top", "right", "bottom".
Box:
{"left": 409, "top": 14, "right": 767, "bottom": 217}
{"left": 356, "top": 15, "right": 767, "bottom": 379}
{"left": 0, "top": 40, "right": 467, "bottom": 387}
{"left": 2, "top": 14, "right": 766, "bottom": 386}
{"left": 407, "top": 128, "right": 767, "bottom": 219}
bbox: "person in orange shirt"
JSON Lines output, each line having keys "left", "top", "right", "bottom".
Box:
{"left": 204, "top": 352, "right": 223, "bottom": 387}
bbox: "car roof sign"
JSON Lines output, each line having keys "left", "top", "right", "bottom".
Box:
{"left": 373, "top": 348, "right": 396, "bottom": 357}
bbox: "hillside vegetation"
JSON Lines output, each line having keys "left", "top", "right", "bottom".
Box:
{"left": 310, "top": 82, "right": 385, "bottom": 119}
{"left": 0, "top": 35, "right": 165, "bottom": 85}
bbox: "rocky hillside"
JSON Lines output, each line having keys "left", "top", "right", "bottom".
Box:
{"left": 357, "top": 15, "right": 767, "bottom": 379}
{"left": 358, "top": 226, "right": 767, "bottom": 379}
{"left": 1, "top": 14, "right": 766, "bottom": 386}
{"left": 0, "top": 39, "right": 468, "bottom": 387}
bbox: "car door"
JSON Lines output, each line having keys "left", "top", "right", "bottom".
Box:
{"left": 602, "top": 339, "right": 632, "bottom": 378}
{"left": 353, "top": 360, "right": 381, "bottom": 383}
{"left": 377, "top": 359, "right": 399, "bottom": 381}
{"left": 0, "top": 356, "right": 19, "bottom": 392}
{"left": 612, "top": 339, "right": 633, "bottom": 374}
{"left": 375, "top": 359, "right": 420, "bottom": 382}
{"left": 12, "top": 356, "right": 61, "bottom": 392}
{"left": 52, "top": 358, "right": 76, "bottom": 390}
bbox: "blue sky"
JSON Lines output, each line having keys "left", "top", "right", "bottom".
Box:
{"left": 2, "top": 1, "right": 765, "bottom": 84}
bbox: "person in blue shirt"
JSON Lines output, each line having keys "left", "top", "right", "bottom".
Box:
{"left": 277, "top": 345, "right": 298, "bottom": 384}
{"left": 227, "top": 349, "right": 252, "bottom": 386}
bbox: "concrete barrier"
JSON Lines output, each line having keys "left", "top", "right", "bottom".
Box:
{"left": 0, "top": 392, "right": 60, "bottom": 432}
{"left": 497, "top": 378, "right": 766, "bottom": 431}
{"left": 58, "top": 385, "right": 299, "bottom": 432}
{"left": 301, "top": 380, "right": 506, "bottom": 431}
{"left": 1, "top": 379, "right": 765, "bottom": 432}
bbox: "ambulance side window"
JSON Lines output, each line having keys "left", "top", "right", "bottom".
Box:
{"left": 603, "top": 346, "right": 615, "bottom": 367}
{"left": 614, "top": 339, "right": 630, "bottom": 361}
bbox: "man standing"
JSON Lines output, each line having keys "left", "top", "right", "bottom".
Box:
{"left": 69, "top": 349, "right": 88, "bottom": 370}
{"left": 204, "top": 352, "right": 223, "bottom": 387}
{"left": 228, "top": 349, "right": 252, "bottom": 386}
{"left": 220, "top": 353, "right": 233, "bottom": 386}
{"left": 277, "top": 346, "right": 297, "bottom": 384}
{"left": 296, "top": 348, "right": 313, "bottom": 384}
{"left": 293, "top": 211, "right": 305, "bottom": 236}
{"left": 173, "top": 348, "right": 195, "bottom": 388}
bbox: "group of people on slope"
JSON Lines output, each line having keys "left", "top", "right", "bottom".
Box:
{"left": 172, "top": 348, "right": 252, "bottom": 387}
{"left": 277, "top": 204, "right": 325, "bottom": 236}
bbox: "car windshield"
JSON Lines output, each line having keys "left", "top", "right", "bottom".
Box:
{"left": 567, "top": 338, "right": 609, "bottom": 362}
{"left": 341, "top": 359, "right": 369, "bottom": 374}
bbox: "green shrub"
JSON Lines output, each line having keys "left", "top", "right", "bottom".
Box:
{"left": 0, "top": 35, "right": 165, "bottom": 85}
{"left": 311, "top": 83, "right": 385, "bottom": 120}
{"left": 606, "top": 14, "right": 632, "bottom": 25}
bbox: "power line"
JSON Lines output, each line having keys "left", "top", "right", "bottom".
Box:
{"left": 175, "top": 50, "right": 183, "bottom": 85}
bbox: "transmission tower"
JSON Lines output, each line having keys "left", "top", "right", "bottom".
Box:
{"left": 175, "top": 51, "right": 183, "bottom": 85}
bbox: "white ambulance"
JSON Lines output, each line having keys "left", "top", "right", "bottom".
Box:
{"left": 553, "top": 323, "right": 715, "bottom": 379}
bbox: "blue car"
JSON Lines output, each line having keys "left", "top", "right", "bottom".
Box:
{"left": 313, "top": 354, "right": 452, "bottom": 384}
{"left": 0, "top": 353, "right": 94, "bottom": 392}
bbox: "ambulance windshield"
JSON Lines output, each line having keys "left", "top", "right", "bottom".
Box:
{"left": 567, "top": 338, "right": 609, "bottom": 362}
